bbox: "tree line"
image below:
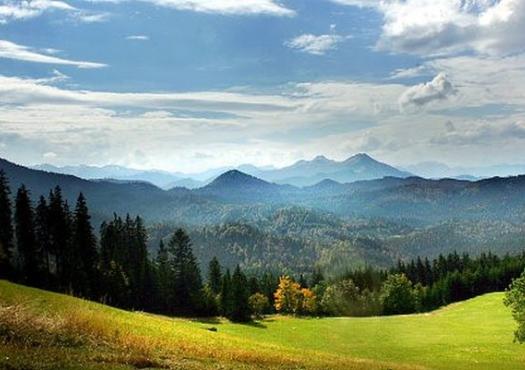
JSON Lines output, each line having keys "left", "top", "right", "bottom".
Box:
{"left": 2, "top": 169, "right": 525, "bottom": 322}
{"left": 311, "top": 250, "right": 525, "bottom": 316}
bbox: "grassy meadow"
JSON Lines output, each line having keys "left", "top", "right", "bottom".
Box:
{"left": 0, "top": 280, "right": 523, "bottom": 370}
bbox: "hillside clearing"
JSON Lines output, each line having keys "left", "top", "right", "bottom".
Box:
{"left": 0, "top": 280, "right": 523, "bottom": 370}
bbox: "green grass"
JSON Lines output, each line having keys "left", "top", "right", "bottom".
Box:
{"left": 1, "top": 280, "right": 524, "bottom": 370}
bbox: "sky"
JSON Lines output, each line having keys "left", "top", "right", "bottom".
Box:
{"left": 1, "top": 0, "right": 525, "bottom": 172}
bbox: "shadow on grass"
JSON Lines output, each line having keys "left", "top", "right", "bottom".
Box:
{"left": 193, "top": 316, "right": 276, "bottom": 329}
{"left": 240, "top": 321, "right": 267, "bottom": 329}
{"left": 192, "top": 317, "right": 222, "bottom": 325}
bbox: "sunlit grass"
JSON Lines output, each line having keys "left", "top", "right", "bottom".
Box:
{"left": 1, "top": 280, "right": 524, "bottom": 369}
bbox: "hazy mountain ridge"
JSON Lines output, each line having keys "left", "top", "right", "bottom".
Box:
{"left": 6, "top": 157, "right": 525, "bottom": 225}
{"left": 5, "top": 156, "right": 525, "bottom": 273}
{"left": 405, "top": 161, "right": 525, "bottom": 180}
{"left": 31, "top": 153, "right": 411, "bottom": 189}
{"left": 258, "top": 153, "right": 412, "bottom": 186}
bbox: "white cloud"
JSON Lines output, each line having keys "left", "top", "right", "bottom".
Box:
{"left": 126, "top": 35, "right": 149, "bottom": 41}
{"left": 331, "top": 0, "right": 525, "bottom": 57}
{"left": 285, "top": 34, "right": 347, "bottom": 55}
{"left": 0, "top": 40, "right": 107, "bottom": 69}
{"left": 399, "top": 73, "right": 456, "bottom": 111}
{"left": 0, "top": 0, "right": 74, "bottom": 23}
{"left": 141, "top": 0, "right": 295, "bottom": 16}
{"left": 0, "top": 0, "right": 109, "bottom": 24}
{"left": 75, "top": 11, "right": 110, "bottom": 22}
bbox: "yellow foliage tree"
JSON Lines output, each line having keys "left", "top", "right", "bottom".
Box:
{"left": 300, "top": 288, "right": 317, "bottom": 314}
{"left": 274, "top": 276, "right": 302, "bottom": 314}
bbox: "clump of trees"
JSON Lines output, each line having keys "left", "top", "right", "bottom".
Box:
{"left": 273, "top": 275, "right": 316, "bottom": 315}
{"left": 505, "top": 270, "right": 525, "bottom": 343}
{"left": 312, "top": 252, "right": 525, "bottom": 317}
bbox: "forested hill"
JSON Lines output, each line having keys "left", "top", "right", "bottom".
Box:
{"left": 0, "top": 157, "right": 215, "bottom": 225}
{"left": 3, "top": 157, "right": 525, "bottom": 225}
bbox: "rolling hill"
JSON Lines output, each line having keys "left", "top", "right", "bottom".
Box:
{"left": 0, "top": 280, "right": 523, "bottom": 370}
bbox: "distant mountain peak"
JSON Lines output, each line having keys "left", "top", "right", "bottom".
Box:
{"left": 207, "top": 170, "right": 271, "bottom": 188}
{"left": 344, "top": 153, "right": 374, "bottom": 163}
{"left": 312, "top": 155, "right": 331, "bottom": 162}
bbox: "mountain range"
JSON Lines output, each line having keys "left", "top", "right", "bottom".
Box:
{"left": 4, "top": 156, "right": 525, "bottom": 225}
{"left": 32, "top": 153, "right": 411, "bottom": 189}
{"left": 5, "top": 156, "right": 525, "bottom": 274}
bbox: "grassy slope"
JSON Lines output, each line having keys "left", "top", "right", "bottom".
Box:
{"left": 0, "top": 280, "right": 524, "bottom": 370}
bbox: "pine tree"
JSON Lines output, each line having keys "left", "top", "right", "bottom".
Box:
{"left": 129, "top": 216, "right": 148, "bottom": 308}
{"left": 48, "top": 186, "right": 71, "bottom": 287}
{"left": 34, "top": 196, "right": 51, "bottom": 288}
{"left": 99, "top": 216, "right": 130, "bottom": 307}
{"left": 61, "top": 200, "right": 75, "bottom": 291}
{"left": 298, "top": 274, "right": 308, "bottom": 288}
{"left": 72, "top": 193, "right": 99, "bottom": 298}
{"left": 15, "top": 185, "right": 41, "bottom": 285}
{"left": 230, "top": 265, "right": 251, "bottom": 322}
{"left": 156, "top": 239, "right": 171, "bottom": 312}
{"left": 0, "top": 171, "right": 13, "bottom": 278}
{"left": 310, "top": 268, "right": 324, "bottom": 287}
{"left": 168, "top": 228, "right": 203, "bottom": 314}
{"left": 208, "top": 256, "right": 222, "bottom": 295}
{"left": 248, "top": 276, "right": 260, "bottom": 295}
{"left": 220, "top": 269, "right": 234, "bottom": 317}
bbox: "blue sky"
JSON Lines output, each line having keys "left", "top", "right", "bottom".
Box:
{"left": 1, "top": 0, "right": 525, "bottom": 172}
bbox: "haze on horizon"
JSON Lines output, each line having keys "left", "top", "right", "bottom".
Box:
{"left": 1, "top": 0, "right": 525, "bottom": 173}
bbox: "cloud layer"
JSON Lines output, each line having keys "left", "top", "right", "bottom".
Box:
{"left": 0, "top": 40, "right": 107, "bottom": 69}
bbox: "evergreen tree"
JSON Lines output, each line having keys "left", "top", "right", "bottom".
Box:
{"left": 248, "top": 275, "right": 260, "bottom": 295}
{"left": 34, "top": 196, "right": 52, "bottom": 288}
{"left": 230, "top": 265, "right": 251, "bottom": 322}
{"left": 15, "top": 186, "right": 41, "bottom": 285}
{"left": 72, "top": 193, "right": 99, "bottom": 298}
{"left": 208, "top": 256, "right": 222, "bottom": 295}
{"left": 99, "top": 215, "right": 131, "bottom": 307}
{"left": 61, "top": 200, "right": 75, "bottom": 291}
{"left": 310, "top": 268, "right": 324, "bottom": 287}
{"left": 48, "top": 186, "right": 71, "bottom": 287}
{"left": 260, "top": 272, "right": 278, "bottom": 310}
{"left": 168, "top": 228, "right": 203, "bottom": 314}
{"left": 298, "top": 274, "right": 308, "bottom": 288}
{"left": 130, "top": 216, "right": 149, "bottom": 308}
{"left": 156, "top": 239, "right": 172, "bottom": 312}
{"left": 220, "top": 269, "right": 234, "bottom": 317}
{"left": 0, "top": 171, "right": 13, "bottom": 278}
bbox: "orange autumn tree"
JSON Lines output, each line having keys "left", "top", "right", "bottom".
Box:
{"left": 300, "top": 287, "right": 317, "bottom": 314}
{"left": 274, "top": 276, "right": 316, "bottom": 315}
